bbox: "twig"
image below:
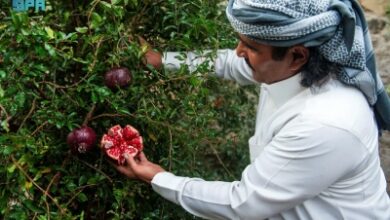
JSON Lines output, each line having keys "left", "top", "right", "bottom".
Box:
{"left": 0, "top": 104, "right": 7, "bottom": 117}
{"left": 18, "top": 98, "right": 37, "bottom": 132}
{"left": 88, "top": 37, "right": 104, "bottom": 72}
{"left": 10, "top": 155, "right": 66, "bottom": 214}
{"left": 82, "top": 104, "right": 96, "bottom": 126}
{"left": 87, "top": 0, "right": 101, "bottom": 24}
{"left": 64, "top": 183, "right": 97, "bottom": 208}
{"left": 91, "top": 112, "right": 186, "bottom": 133}
{"left": 59, "top": 89, "right": 80, "bottom": 106}
{"left": 38, "top": 80, "right": 78, "bottom": 89}
{"left": 0, "top": 104, "right": 11, "bottom": 123}
{"left": 74, "top": 156, "right": 113, "bottom": 184}
{"left": 45, "top": 199, "right": 51, "bottom": 220}
{"left": 38, "top": 71, "right": 91, "bottom": 89}
{"left": 31, "top": 121, "right": 49, "bottom": 136}
{"left": 208, "top": 145, "right": 235, "bottom": 179}
{"left": 149, "top": 75, "right": 196, "bottom": 88}
{"left": 168, "top": 128, "right": 173, "bottom": 172}
{"left": 44, "top": 152, "right": 72, "bottom": 198}
{"left": 91, "top": 113, "right": 130, "bottom": 121}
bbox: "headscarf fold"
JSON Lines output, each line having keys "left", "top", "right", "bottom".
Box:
{"left": 226, "top": 0, "right": 390, "bottom": 131}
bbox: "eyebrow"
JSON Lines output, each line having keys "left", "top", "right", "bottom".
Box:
{"left": 238, "top": 35, "right": 258, "bottom": 51}
{"left": 235, "top": 34, "right": 246, "bottom": 43}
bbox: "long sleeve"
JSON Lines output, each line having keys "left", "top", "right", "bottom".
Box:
{"left": 163, "top": 49, "right": 257, "bottom": 85}
{"left": 151, "top": 120, "right": 368, "bottom": 220}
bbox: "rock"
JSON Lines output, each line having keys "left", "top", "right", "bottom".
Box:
{"left": 365, "top": 11, "right": 390, "bottom": 84}
{"left": 362, "top": 4, "right": 390, "bottom": 195}
{"left": 360, "top": 0, "right": 389, "bottom": 16}
{"left": 365, "top": 13, "right": 388, "bottom": 34}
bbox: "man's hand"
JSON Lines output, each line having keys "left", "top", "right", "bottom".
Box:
{"left": 113, "top": 152, "right": 166, "bottom": 184}
{"left": 138, "top": 36, "right": 163, "bottom": 69}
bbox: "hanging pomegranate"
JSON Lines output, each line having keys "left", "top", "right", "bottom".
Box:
{"left": 104, "top": 67, "right": 132, "bottom": 90}
{"left": 67, "top": 126, "right": 97, "bottom": 154}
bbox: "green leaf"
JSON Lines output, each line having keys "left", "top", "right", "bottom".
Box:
{"left": 79, "top": 175, "right": 87, "bottom": 185}
{"left": 0, "top": 86, "right": 4, "bottom": 98}
{"left": 91, "top": 91, "right": 98, "bottom": 103}
{"left": 77, "top": 193, "right": 88, "bottom": 202}
{"left": 2, "top": 146, "right": 13, "bottom": 155}
{"left": 1, "top": 120, "right": 9, "bottom": 132}
{"left": 7, "top": 164, "right": 16, "bottom": 173}
{"left": 99, "top": 1, "right": 112, "bottom": 9}
{"left": 66, "top": 182, "right": 77, "bottom": 191}
{"left": 0, "top": 70, "right": 6, "bottom": 78}
{"left": 14, "top": 92, "right": 26, "bottom": 108}
{"left": 21, "top": 28, "right": 30, "bottom": 36}
{"left": 44, "top": 27, "right": 55, "bottom": 39}
{"left": 111, "top": 0, "right": 121, "bottom": 5}
{"left": 72, "top": 57, "right": 89, "bottom": 64}
{"left": 75, "top": 27, "right": 89, "bottom": 33}
{"left": 0, "top": 24, "right": 7, "bottom": 31}
{"left": 44, "top": 43, "right": 56, "bottom": 57}
{"left": 23, "top": 199, "right": 42, "bottom": 213}
{"left": 11, "top": 11, "right": 28, "bottom": 28}
{"left": 90, "top": 12, "right": 103, "bottom": 29}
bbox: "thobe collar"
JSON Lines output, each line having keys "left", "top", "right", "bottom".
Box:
{"left": 262, "top": 73, "right": 305, "bottom": 110}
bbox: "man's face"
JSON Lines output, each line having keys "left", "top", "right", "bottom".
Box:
{"left": 236, "top": 34, "right": 296, "bottom": 84}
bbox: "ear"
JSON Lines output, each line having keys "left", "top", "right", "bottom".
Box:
{"left": 288, "top": 45, "right": 309, "bottom": 74}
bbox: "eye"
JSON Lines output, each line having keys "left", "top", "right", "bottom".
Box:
{"left": 243, "top": 42, "right": 258, "bottom": 52}
{"left": 236, "top": 34, "right": 259, "bottom": 52}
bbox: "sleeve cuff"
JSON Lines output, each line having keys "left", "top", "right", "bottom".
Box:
{"left": 151, "top": 172, "right": 190, "bottom": 205}
{"left": 162, "top": 52, "right": 183, "bottom": 71}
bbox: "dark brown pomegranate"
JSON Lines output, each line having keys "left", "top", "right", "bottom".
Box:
{"left": 100, "top": 124, "right": 143, "bottom": 165}
{"left": 67, "top": 126, "right": 97, "bottom": 154}
{"left": 104, "top": 67, "right": 131, "bottom": 89}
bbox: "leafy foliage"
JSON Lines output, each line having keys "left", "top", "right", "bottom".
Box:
{"left": 0, "top": 0, "right": 257, "bottom": 219}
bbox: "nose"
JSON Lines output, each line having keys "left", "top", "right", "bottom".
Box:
{"left": 235, "top": 41, "right": 247, "bottom": 58}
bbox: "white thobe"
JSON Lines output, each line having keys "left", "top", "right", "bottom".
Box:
{"left": 151, "top": 50, "right": 390, "bottom": 220}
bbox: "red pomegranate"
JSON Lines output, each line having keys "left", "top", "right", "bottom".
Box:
{"left": 67, "top": 126, "right": 97, "bottom": 154}
{"left": 100, "top": 124, "right": 143, "bottom": 165}
{"left": 104, "top": 67, "right": 131, "bottom": 90}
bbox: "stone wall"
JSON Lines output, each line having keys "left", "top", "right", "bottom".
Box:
{"left": 360, "top": 0, "right": 388, "bottom": 16}
{"left": 363, "top": 5, "right": 390, "bottom": 193}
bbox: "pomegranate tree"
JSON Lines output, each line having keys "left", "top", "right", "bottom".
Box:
{"left": 100, "top": 124, "right": 143, "bottom": 165}
{"left": 67, "top": 126, "right": 97, "bottom": 154}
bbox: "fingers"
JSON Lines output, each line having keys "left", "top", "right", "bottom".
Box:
{"left": 137, "top": 36, "right": 149, "bottom": 48}
{"left": 138, "top": 151, "right": 148, "bottom": 162}
{"left": 115, "top": 164, "right": 129, "bottom": 174}
{"left": 125, "top": 153, "right": 138, "bottom": 169}
{"left": 109, "top": 158, "right": 137, "bottom": 178}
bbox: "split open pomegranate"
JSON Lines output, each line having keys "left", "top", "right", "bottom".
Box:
{"left": 100, "top": 124, "right": 143, "bottom": 165}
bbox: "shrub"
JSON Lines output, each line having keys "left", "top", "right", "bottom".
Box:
{"left": 0, "top": 0, "right": 257, "bottom": 219}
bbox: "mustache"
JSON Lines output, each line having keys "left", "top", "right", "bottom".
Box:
{"left": 244, "top": 58, "right": 254, "bottom": 70}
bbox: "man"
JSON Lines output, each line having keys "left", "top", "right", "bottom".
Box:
{"left": 115, "top": 0, "right": 390, "bottom": 219}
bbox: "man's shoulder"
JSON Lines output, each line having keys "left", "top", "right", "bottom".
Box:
{"left": 300, "top": 79, "right": 376, "bottom": 136}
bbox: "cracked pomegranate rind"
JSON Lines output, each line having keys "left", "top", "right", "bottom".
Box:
{"left": 101, "top": 124, "right": 143, "bottom": 165}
